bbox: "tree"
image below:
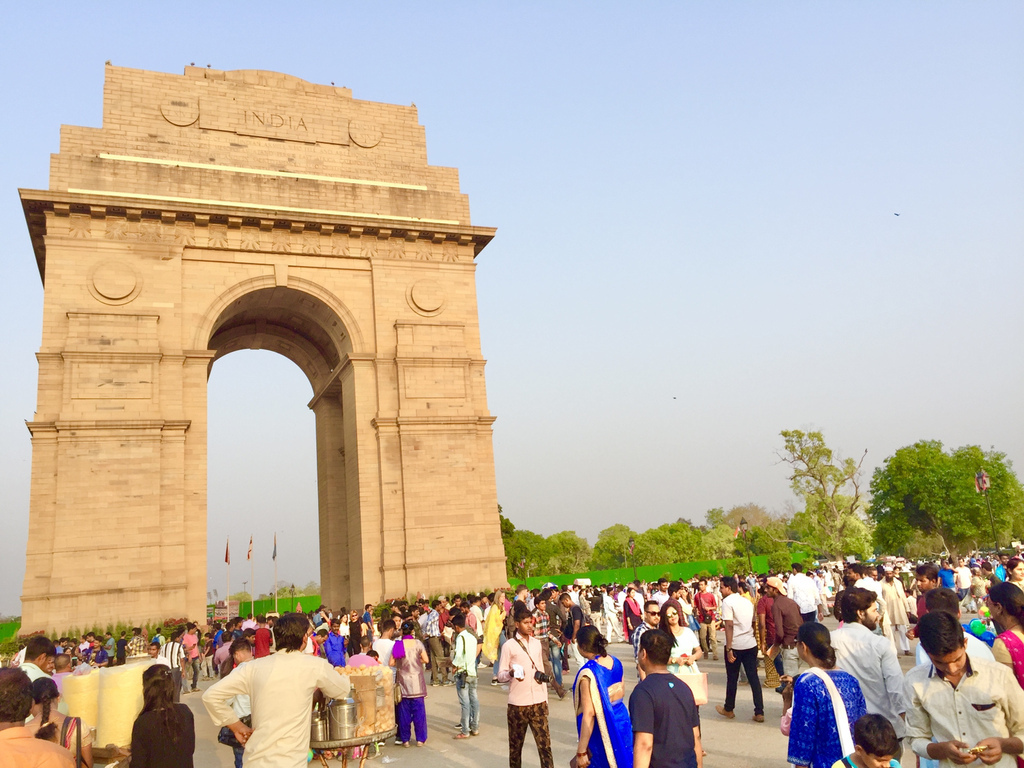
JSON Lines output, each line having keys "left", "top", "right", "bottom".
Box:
{"left": 499, "top": 507, "right": 551, "bottom": 580}
{"left": 722, "top": 503, "right": 775, "bottom": 531}
{"left": 767, "top": 550, "right": 793, "bottom": 574}
{"left": 869, "top": 440, "right": 1024, "bottom": 557}
{"left": 590, "top": 524, "right": 638, "bottom": 570}
{"left": 545, "top": 531, "right": 593, "bottom": 574}
{"left": 634, "top": 522, "right": 705, "bottom": 566}
{"left": 703, "top": 507, "right": 726, "bottom": 530}
{"left": 777, "top": 429, "right": 872, "bottom": 560}
{"left": 702, "top": 524, "right": 738, "bottom": 560}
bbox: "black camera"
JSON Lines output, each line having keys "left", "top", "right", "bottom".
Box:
{"left": 533, "top": 670, "right": 551, "bottom": 684}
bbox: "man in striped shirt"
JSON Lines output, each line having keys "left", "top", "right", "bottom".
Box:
{"left": 632, "top": 600, "right": 662, "bottom": 663}
{"left": 532, "top": 594, "right": 565, "bottom": 699}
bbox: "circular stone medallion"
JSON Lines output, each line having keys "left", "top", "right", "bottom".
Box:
{"left": 407, "top": 279, "right": 446, "bottom": 316}
{"left": 160, "top": 98, "right": 200, "bottom": 127}
{"left": 89, "top": 261, "right": 141, "bottom": 305}
{"left": 348, "top": 120, "right": 383, "bottom": 148}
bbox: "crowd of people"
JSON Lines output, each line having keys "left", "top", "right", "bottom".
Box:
{"left": 3, "top": 551, "right": 1024, "bottom": 768}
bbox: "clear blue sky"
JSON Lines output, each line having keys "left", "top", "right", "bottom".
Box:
{"left": 1, "top": 3, "right": 1021, "bottom": 615}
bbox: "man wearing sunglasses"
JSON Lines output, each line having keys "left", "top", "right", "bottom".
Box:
{"left": 631, "top": 601, "right": 662, "bottom": 675}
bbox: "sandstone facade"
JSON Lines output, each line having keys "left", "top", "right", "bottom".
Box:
{"left": 19, "top": 64, "right": 507, "bottom": 633}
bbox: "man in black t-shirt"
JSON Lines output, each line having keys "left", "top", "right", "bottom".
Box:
{"left": 558, "top": 593, "right": 586, "bottom": 669}
{"left": 629, "top": 629, "right": 702, "bottom": 768}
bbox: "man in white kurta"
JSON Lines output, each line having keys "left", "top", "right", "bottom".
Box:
{"left": 203, "top": 614, "right": 351, "bottom": 768}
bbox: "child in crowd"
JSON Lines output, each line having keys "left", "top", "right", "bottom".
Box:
{"left": 832, "top": 714, "right": 902, "bottom": 768}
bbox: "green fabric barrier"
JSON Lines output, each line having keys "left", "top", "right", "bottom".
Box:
{"left": 521, "top": 553, "right": 807, "bottom": 589}
{"left": 0, "top": 621, "right": 21, "bottom": 642}
{"left": 208, "top": 595, "right": 321, "bottom": 618}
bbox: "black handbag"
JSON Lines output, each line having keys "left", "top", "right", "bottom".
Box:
{"left": 217, "top": 715, "right": 252, "bottom": 749}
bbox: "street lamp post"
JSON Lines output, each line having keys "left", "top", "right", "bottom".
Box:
{"left": 628, "top": 537, "right": 637, "bottom": 582}
{"left": 976, "top": 470, "right": 999, "bottom": 552}
{"left": 740, "top": 518, "right": 753, "bottom": 574}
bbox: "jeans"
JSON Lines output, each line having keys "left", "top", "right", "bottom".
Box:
{"left": 723, "top": 646, "right": 763, "bottom": 716}
{"left": 232, "top": 746, "right": 244, "bottom": 768}
{"left": 455, "top": 674, "right": 479, "bottom": 734}
{"left": 189, "top": 657, "right": 202, "bottom": 690}
{"left": 492, "top": 631, "right": 507, "bottom": 679}
{"left": 170, "top": 668, "right": 182, "bottom": 702}
{"left": 800, "top": 611, "right": 818, "bottom": 624}
{"left": 545, "top": 639, "right": 563, "bottom": 688}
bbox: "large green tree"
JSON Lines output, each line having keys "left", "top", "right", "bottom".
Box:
{"left": 702, "top": 523, "right": 739, "bottom": 559}
{"left": 545, "top": 531, "right": 593, "bottom": 574}
{"left": 777, "top": 429, "right": 872, "bottom": 560}
{"left": 869, "top": 441, "right": 1024, "bottom": 557}
{"left": 590, "top": 524, "right": 638, "bottom": 570}
{"left": 634, "top": 521, "right": 705, "bottom": 566}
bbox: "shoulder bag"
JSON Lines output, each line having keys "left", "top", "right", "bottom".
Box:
{"left": 60, "top": 716, "right": 83, "bottom": 768}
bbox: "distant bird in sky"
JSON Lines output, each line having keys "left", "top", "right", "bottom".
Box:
{"left": 894, "top": 213, "right": 900, "bottom": 216}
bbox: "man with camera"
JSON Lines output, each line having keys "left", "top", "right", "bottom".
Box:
{"left": 497, "top": 602, "right": 554, "bottom": 768}
{"left": 450, "top": 613, "right": 480, "bottom": 739}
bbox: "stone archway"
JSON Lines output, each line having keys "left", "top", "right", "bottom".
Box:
{"left": 19, "top": 65, "right": 508, "bottom": 632}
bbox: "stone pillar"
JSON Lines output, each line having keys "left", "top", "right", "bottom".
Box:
{"left": 311, "top": 388, "right": 349, "bottom": 609}
{"left": 340, "top": 355, "right": 383, "bottom": 605}
{"left": 182, "top": 351, "right": 214, "bottom": 621}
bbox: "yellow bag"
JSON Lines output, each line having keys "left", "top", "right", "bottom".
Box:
{"left": 763, "top": 647, "right": 781, "bottom": 689}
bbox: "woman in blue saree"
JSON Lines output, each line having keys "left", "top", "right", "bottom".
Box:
{"left": 572, "top": 626, "right": 633, "bottom": 768}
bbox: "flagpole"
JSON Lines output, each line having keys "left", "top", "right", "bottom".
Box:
{"left": 274, "top": 533, "right": 279, "bottom": 614}
{"left": 251, "top": 539, "right": 255, "bottom": 618}
{"left": 226, "top": 537, "right": 231, "bottom": 618}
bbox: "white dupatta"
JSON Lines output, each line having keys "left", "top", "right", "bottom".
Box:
{"left": 803, "top": 667, "right": 855, "bottom": 758}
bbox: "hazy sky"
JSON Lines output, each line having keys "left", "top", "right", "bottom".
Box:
{"left": 1, "top": 3, "right": 1022, "bottom": 616}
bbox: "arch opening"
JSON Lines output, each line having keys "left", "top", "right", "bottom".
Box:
{"left": 206, "top": 350, "right": 320, "bottom": 610}
{"left": 206, "top": 285, "right": 356, "bottom": 610}
{"left": 207, "top": 286, "right": 353, "bottom": 391}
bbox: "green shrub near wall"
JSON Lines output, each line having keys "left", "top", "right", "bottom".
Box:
{"left": 521, "top": 553, "right": 808, "bottom": 590}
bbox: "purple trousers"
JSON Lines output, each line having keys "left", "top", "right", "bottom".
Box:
{"left": 397, "top": 697, "right": 427, "bottom": 744}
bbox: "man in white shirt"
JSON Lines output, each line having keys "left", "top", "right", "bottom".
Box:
{"left": 854, "top": 564, "right": 888, "bottom": 636}
{"left": 203, "top": 613, "right": 351, "bottom": 768}
{"left": 715, "top": 576, "right": 764, "bottom": 723}
{"left": 955, "top": 559, "right": 973, "bottom": 602}
{"left": 372, "top": 619, "right": 397, "bottom": 667}
{"left": 832, "top": 587, "right": 907, "bottom": 763}
{"left": 788, "top": 563, "right": 823, "bottom": 623}
{"left": 651, "top": 579, "right": 671, "bottom": 609}
{"left": 17, "top": 637, "right": 55, "bottom": 683}
{"left": 601, "top": 586, "right": 623, "bottom": 643}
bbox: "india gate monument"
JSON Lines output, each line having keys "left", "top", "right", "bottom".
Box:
{"left": 18, "top": 64, "right": 508, "bottom": 632}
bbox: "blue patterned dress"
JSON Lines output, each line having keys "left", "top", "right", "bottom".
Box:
{"left": 573, "top": 656, "right": 634, "bottom": 768}
{"left": 787, "top": 669, "right": 866, "bottom": 768}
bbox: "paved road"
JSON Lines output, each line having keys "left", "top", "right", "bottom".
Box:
{"left": 182, "top": 618, "right": 923, "bottom": 768}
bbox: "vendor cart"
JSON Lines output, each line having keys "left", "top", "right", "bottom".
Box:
{"left": 311, "top": 727, "right": 398, "bottom": 768}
